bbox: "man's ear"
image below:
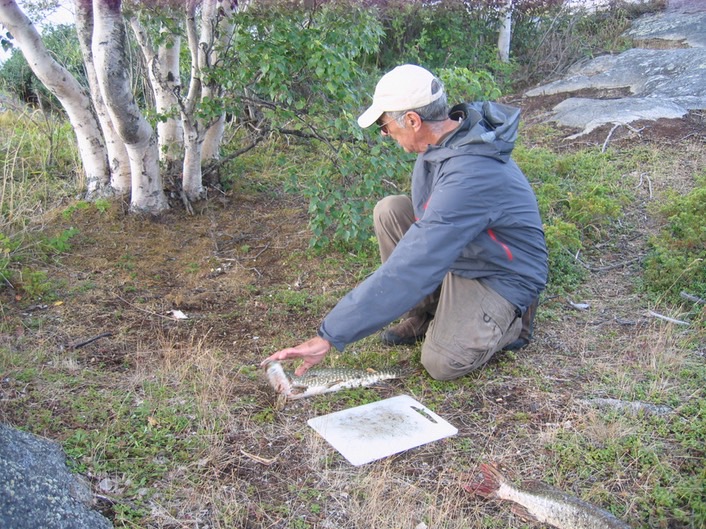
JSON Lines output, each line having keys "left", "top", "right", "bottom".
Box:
{"left": 406, "top": 112, "right": 423, "bottom": 131}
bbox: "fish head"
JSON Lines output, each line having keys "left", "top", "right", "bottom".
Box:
{"left": 264, "top": 361, "right": 293, "bottom": 395}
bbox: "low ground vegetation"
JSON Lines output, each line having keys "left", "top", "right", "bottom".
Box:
{"left": 0, "top": 1, "right": 704, "bottom": 527}
{"left": 0, "top": 97, "right": 704, "bottom": 528}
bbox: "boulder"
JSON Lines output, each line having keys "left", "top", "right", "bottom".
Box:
{"left": 0, "top": 423, "right": 113, "bottom": 529}
{"left": 524, "top": 4, "right": 706, "bottom": 136}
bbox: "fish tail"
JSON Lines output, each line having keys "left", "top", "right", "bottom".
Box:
{"left": 463, "top": 463, "right": 505, "bottom": 499}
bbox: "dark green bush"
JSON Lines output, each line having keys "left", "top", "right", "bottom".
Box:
{"left": 374, "top": 0, "right": 514, "bottom": 90}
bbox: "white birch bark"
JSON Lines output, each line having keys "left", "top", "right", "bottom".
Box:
{"left": 180, "top": 0, "right": 206, "bottom": 204}
{"left": 0, "top": 0, "right": 110, "bottom": 197}
{"left": 74, "top": 0, "right": 131, "bottom": 194}
{"left": 130, "top": 16, "right": 183, "bottom": 167}
{"left": 200, "top": 0, "right": 235, "bottom": 162}
{"left": 92, "top": 0, "right": 168, "bottom": 214}
{"left": 497, "top": 0, "right": 513, "bottom": 63}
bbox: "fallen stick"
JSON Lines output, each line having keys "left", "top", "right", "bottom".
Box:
{"left": 578, "top": 397, "right": 673, "bottom": 416}
{"left": 680, "top": 291, "right": 705, "bottom": 304}
{"left": 638, "top": 172, "right": 653, "bottom": 199}
{"left": 71, "top": 332, "right": 113, "bottom": 349}
{"left": 240, "top": 449, "right": 277, "bottom": 466}
{"left": 601, "top": 123, "right": 621, "bottom": 152}
{"left": 647, "top": 310, "right": 689, "bottom": 326}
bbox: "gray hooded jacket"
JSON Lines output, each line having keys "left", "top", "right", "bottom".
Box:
{"left": 319, "top": 102, "right": 548, "bottom": 351}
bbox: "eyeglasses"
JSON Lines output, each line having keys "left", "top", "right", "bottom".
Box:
{"left": 377, "top": 113, "right": 445, "bottom": 135}
{"left": 376, "top": 115, "right": 398, "bottom": 136}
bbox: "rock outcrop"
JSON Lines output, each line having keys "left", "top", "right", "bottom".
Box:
{"left": 0, "top": 423, "right": 113, "bottom": 529}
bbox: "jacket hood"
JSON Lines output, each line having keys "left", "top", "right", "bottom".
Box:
{"left": 425, "top": 101, "right": 521, "bottom": 163}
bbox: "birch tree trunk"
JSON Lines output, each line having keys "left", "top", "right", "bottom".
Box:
{"left": 0, "top": 0, "right": 110, "bottom": 197}
{"left": 178, "top": 0, "right": 236, "bottom": 204}
{"left": 201, "top": 0, "right": 235, "bottom": 162}
{"left": 497, "top": 0, "right": 513, "bottom": 63}
{"left": 74, "top": 0, "right": 131, "bottom": 195}
{"left": 181, "top": 0, "right": 207, "bottom": 204}
{"left": 92, "top": 0, "right": 168, "bottom": 214}
{"left": 130, "top": 16, "right": 184, "bottom": 169}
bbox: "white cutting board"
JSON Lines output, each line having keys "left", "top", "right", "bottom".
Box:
{"left": 307, "top": 395, "right": 458, "bottom": 466}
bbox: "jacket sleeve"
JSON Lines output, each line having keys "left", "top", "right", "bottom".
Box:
{"left": 319, "top": 157, "right": 497, "bottom": 351}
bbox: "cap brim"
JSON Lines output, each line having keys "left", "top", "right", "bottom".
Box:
{"left": 357, "top": 104, "right": 384, "bottom": 129}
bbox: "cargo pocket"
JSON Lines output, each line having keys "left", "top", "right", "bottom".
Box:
{"left": 464, "top": 294, "right": 510, "bottom": 368}
{"left": 421, "top": 276, "right": 521, "bottom": 379}
{"left": 426, "top": 292, "right": 510, "bottom": 371}
{"left": 479, "top": 292, "right": 517, "bottom": 348}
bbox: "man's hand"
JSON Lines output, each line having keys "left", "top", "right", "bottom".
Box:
{"left": 260, "top": 336, "right": 332, "bottom": 376}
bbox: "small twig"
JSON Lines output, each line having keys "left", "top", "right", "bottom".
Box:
{"left": 637, "top": 172, "right": 653, "bottom": 199}
{"left": 590, "top": 257, "right": 640, "bottom": 272}
{"left": 71, "top": 332, "right": 113, "bottom": 350}
{"left": 647, "top": 310, "right": 689, "bottom": 326}
{"left": 251, "top": 244, "right": 270, "bottom": 259}
{"left": 232, "top": 260, "right": 262, "bottom": 278}
{"left": 240, "top": 449, "right": 278, "bottom": 466}
{"left": 201, "top": 135, "right": 266, "bottom": 178}
{"left": 567, "top": 249, "right": 640, "bottom": 272}
{"left": 114, "top": 295, "right": 183, "bottom": 321}
{"left": 601, "top": 123, "right": 621, "bottom": 152}
{"left": 680, "top": 291, "right": 706, "bottom": 304}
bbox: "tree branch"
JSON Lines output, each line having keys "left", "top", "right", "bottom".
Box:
{"left": 202, "top": 134, "right": 268, "bottom": 178}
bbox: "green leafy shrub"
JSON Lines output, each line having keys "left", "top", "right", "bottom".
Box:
{"left": 437, "top": 67, "right": 503, "bottom": 103}
{"left": 94, "top": 198, "right": 111, "bottom": 213}
{"left": 215, "top": 3, "right": 389, "bottom": 252}
{"left": 375, "top": 0, "right": 513, "bottom": 89}
{"left": 17, "top": 267, "right": 53, "bottom": 299}
{"left": 643, "top": 175, "right": 706, "bottom": 303}
{"left": 61, "top": 201, "right": 91, "bottom": 219}
{"left": 514, "top": 145, "right": 629, "bottom": 293}
{"left": 296, "top": 142, "right": 412, "bottom": 252}
{"left": 0, "top": 24, "right": 85, "bottom": 113}
{"left": 42, "top": 227, "right": 78, "bottom": 255}
{"left": 543, "top": 219, "right": 587, "bottom": 292}
{"left": 222, "top": 4, "right": 383, "bottom": 124}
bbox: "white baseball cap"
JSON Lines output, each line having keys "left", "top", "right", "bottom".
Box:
{"left": 357, "top": 64, "right": 444, "bottom": 128}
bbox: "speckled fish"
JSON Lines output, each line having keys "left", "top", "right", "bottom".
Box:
{"left": 264, "top": 361, "right": 406, "bottom": 400}
{"left": 463, "top": 463, "right": 632, "bottom": 529}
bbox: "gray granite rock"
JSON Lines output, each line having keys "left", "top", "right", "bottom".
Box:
{"left": 0, "top": 423, "right": 113, "bottom": 529}
{"left": 627, "top": 2, "right": 706, "bottom": 48}
{"left": 524, "top": 2, "right": 706, "bottom": 136}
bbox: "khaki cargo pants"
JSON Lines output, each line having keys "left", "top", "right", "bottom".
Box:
{"left": 374, "top": 195, "right": 522, "bottom": 381}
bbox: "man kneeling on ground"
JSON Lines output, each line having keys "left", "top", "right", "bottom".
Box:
{"left": 261, "top": 64, "right": 548, "bottom": 380}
